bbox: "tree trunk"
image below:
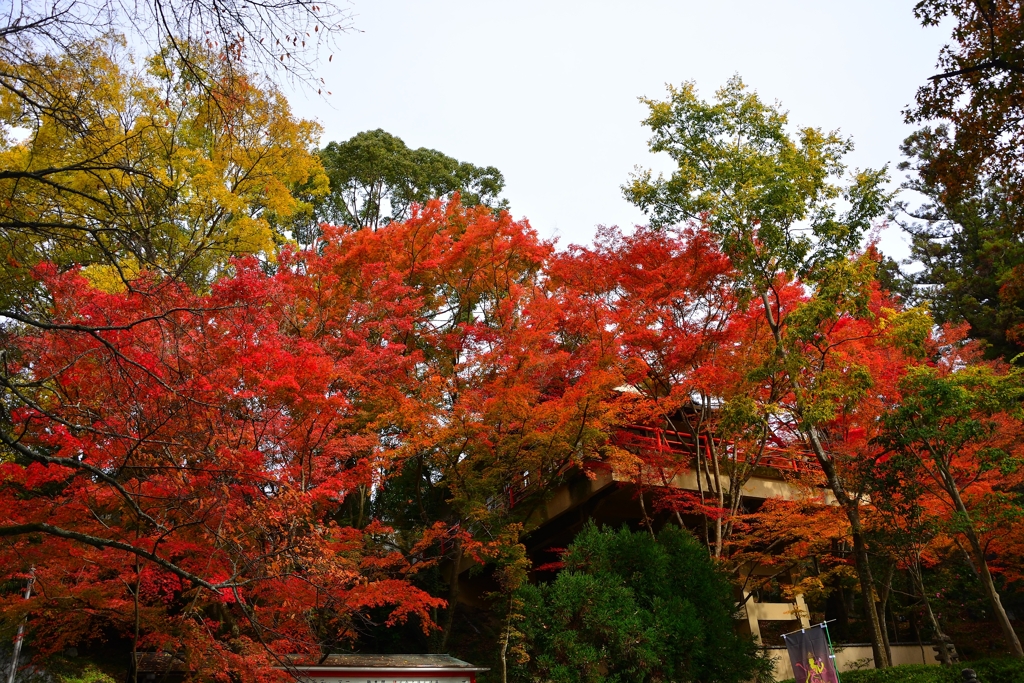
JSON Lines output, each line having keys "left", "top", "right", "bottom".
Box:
{"left": 888, "top": 600, "right": 900, "bottom": 653}
{"left": 133, "top": 557, "right": 141, "bottom": 683}
{"left": 692, "top": 444, "right": 711, "bottom": 551}
{"left": 638, "top": 492, "right": 657, "bottom": 540}
{"left": 671, "top": 411, "right": 722, "bottom": 555}
{"left": 655, "top": 467, "right": 687, "bottom": 529}
{"left": 850, "top": 525, "right": 891, "bottom": 668}
{"left": 500, "top": 593, "right": 512, "bottom": 683}
{"left": 876, "top": 564, "right": 895, "bottom": 666}
{"left": 908, "top": 607, "right": 927, "bottom": 664}
{"left": 438, "top": 541, "right": 463, "bottom": 652}
{"left": 964, "top": 526, "right": 1023, "bottom": 657}
{"left": 707, "top": 428, "right": 725, "bottom": 559}
{"left": 911, "top": 558, "right": 956, "bottom": 665}
{"left": 804, "top": 435, "right": 891, "bottom": 667}
{"left": 937, "top": 462, "right": 1023, "bottom": 657}
{"left": 757, "top": 290, "right": 890, "bottom": 667}
{"left": 878, "top": 603, "right": 892, "bottom": 666}
{"left": 827, "top": 580, "right": 851, "bottom": 642}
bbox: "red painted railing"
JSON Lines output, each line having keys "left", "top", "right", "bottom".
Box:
{"left": 616, "top": 424, "right": 820, "bottom": 473}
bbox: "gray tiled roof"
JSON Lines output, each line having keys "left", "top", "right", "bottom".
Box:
{"left": 303, "top": 654, "right": 483, "bottom": 670}
{"left": 136, "top": 653, "right": 487, "bottom": 673}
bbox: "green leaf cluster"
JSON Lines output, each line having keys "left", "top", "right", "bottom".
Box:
{"left": 895, "top": 125, "right": 1024, "bottom": 360}
{"left": 880, "top": 363, "right": 1024, "bottom": 470}
{"left": 312, "top": 129, "right": 506, "bottom": 235}
{"left": 623, "top": 76, "right": 892, "bottom": 292}
{"left": 513, "top": 524, "right": 768, "bottom": 683}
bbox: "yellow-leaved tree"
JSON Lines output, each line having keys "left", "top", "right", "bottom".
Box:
{"left": 0, "top": 36, "right": 328, "bottom": 297}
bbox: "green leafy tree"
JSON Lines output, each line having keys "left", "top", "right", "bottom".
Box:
{"left": 311, "top": 129, "right": 506, "bottom": 235}
{"left": 895, "top": 128, "right": 1024, "bottom": 363}
{"left": 896, "top": 0, "right": 1024, "bottom": 360}
{"left": 624, "top": 75, "right": 915, "bottom": 668}
{"left": 877, "top": 361, "right": 1024, "bottom": 657}
{"left": 514, "top": 524, "right": 767, "bottom": 683}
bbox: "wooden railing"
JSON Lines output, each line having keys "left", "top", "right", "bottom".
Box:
{"left": 615, "top": 424, "right": 820, "bottom": 474}
{"left": 500, "top": 425, "right": 820, "bottom": 509}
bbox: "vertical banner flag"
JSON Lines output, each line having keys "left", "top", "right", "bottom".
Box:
{"left": 784, "top": 625, "right": 839, "bottom": 683}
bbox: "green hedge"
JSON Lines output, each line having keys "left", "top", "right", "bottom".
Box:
{"left": 778, "top": 658, "right": 1024, "bottom": 683}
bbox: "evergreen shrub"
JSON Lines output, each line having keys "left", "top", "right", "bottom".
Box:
{"left": 513, "top": 523, "right": 769, "bottom": 683}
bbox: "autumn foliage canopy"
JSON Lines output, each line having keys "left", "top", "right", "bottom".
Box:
{"left": 0, "top": 199, "right": 622, "bottom": 676}
{"left": 4, "top": 3, "right": 1024, "bottom": 675}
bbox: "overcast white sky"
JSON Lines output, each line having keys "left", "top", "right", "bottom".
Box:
{"left": 286, "top": 1, "right": 949, "bottom": 259}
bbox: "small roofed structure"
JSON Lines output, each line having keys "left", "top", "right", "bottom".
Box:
{"left": 134, "top": 653, "right": 487, "bottom": 683}
{"left": 287, "top": 654, "right": 488, "bottom": 683}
